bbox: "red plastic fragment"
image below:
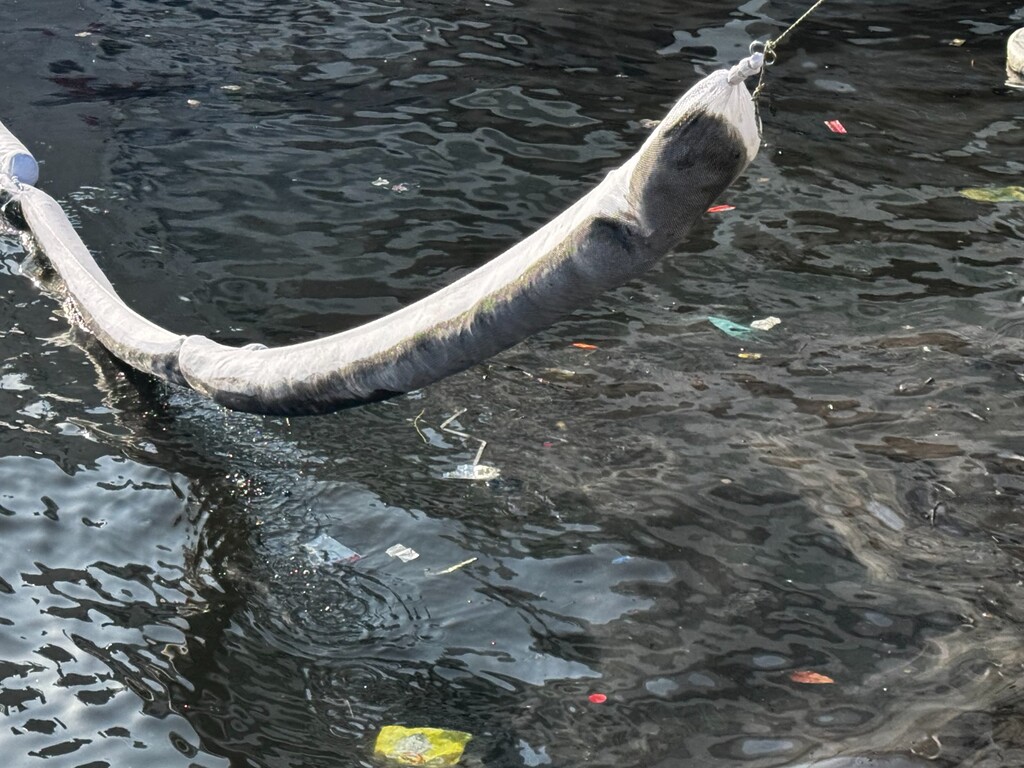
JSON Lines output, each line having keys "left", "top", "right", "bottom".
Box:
{"left": 706, "top": 204, "right": 736, "bottom": 213}
{"left": 789, "top": 670, "right": 835, "bottom": 684}
{"left": 588, "top": 693, "right": 608, "bottom": 704}
{"left": 571, "top": 342, "right": 598, "bottom": 350}
{"left": 824, "top": 119, "right": 847, "bottom": 134}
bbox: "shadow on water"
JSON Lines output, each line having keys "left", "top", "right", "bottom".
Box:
{"left": 2, "top": 0, "right": 1023, "bottom": 766}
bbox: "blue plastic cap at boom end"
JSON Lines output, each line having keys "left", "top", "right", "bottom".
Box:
{"left": 2, "top": 152, "right": 40, "bottom": 186}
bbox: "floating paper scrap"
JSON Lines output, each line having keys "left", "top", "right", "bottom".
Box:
{"left": 386, "top": 544, "right": 420, "bottom": 562}
{"left": 443, "top": 464, "right": 501, "bottom": 481}
{"left": 750, "top": 316, "right": 781, "bottom": 331}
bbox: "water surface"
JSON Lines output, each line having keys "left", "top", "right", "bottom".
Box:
{"left": 1, "top": 1, "right": 1022, "bottom": 766}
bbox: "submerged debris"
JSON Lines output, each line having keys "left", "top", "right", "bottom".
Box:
{"left": 302, "top": 533, "right": 361, "bottom": 565}
{"left": 442, "top": 463, "right": 501, "bottom": 481}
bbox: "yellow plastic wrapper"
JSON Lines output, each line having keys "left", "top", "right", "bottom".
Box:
{"left": 374, "top": 725, "right": 473, "bottom": 766}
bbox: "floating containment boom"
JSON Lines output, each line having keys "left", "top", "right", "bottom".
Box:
{"left": 1009, "top": 27, "right": 1024, "bottom": 88}
{"left": 1, "top": 53, "right": 763, "bottom": 416}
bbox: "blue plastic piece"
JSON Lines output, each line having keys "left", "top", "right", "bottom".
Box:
{"left": 3, "top": 152, "right": 39, "bottom": 186}
{"left": 0, "top": 118, "right": 40, "bottom": 186}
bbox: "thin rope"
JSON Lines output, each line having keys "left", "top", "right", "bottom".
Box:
{"left": 751, "top": 0, "right": 829, "bottom": 100}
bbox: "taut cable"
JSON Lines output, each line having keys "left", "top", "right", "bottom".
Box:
{"left": 751, "top": 0, "right": 829, "bottom": 100}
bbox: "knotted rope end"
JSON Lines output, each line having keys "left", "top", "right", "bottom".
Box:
{"left": 728, "top": 51, "right": 766, "bottom": 84}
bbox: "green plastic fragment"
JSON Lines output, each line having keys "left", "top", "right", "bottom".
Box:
{"left": 374, "top": 725, "right": 473, "bottom": 766}
{"left": 708, "top": 316, "right": 754, "bottom": 339}
{"left": 959, "top": 186, "right": 1024, "bottom": 203}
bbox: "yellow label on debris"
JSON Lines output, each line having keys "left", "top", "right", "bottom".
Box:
{"left": 374, "top": 725, "right": 473, "bottom": 766}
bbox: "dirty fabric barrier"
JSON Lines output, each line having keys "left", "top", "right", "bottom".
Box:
{"left": 1, "top": 54, "right": 762, "bottom": 416}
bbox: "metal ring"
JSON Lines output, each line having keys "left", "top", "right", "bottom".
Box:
{"left": 749, "top": 39, "right": 777, "bottom": 66}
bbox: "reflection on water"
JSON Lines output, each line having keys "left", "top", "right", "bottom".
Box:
{"left": 1, "top": 0, "right": 1023, "bottom": 766}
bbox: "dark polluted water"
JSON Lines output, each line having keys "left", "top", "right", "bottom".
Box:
{"left": 1, "top": 1, "right": 1022, "bottom": 766}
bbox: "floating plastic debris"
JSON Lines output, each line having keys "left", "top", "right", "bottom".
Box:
{"left": 706, "top": 204, "right": 736, "bottom": 213}
{"left": 749, "top": 316, "right": 781, "bottom": 331}
{"left": 789, "top": 670, "right": 835, "bottom": 684}
{"left": 442, "top": 463, "right": 501, "bottom": 481}
{"left": 518, "top": 739, "right": 553, "bottom": 766}
{"left": 824, "top": 119, "right": 847, "bottom": 134}
{"left": 303, "top": 533, "right": 361, "bottom": 565}
{"left": 950, "top": 38, "right": 966, "bottom": 46}
{"left": 896, "top": 377, "right": 935, "bottom": 396}
{"left": 391, "top": 182, "right": 410, "bottom": 193}
{"left": 711, "top": 315, "right": 781, "bottom": 339}
{"left": 425, "top": 557, "right": 477, "bottom": 576}
{"left": 371, "top": 177, "right": 390, "bottom": 187}
{"left": 738, "top": 351, "right": 762, "bottom": 360}
{"left": 960, "top": 185, "right": 1024, "bottom": 203}
{"left": 708, "top": 316, "right": 754, "bottom": 339}
{"left": 437, "top": 408, "right": 498, "bottom": 480}
{"left": 588, "top": 693, "right": 608, "bottom": 704}
{"left": 866, "top": 499, "right": 905, "bottom": 531}
{"left": 386, "top": 544, "right": 420, "bottom": 562}
{"left": 186, "top": 99, "right": 201, "bottom": 107}
{"left": 539, "top": 367, "right": 576, "bottom": 379}
{"left": 374, "top": 725, "right": 473, "bottom": 767}
{"left": 571, "top": 342, "right": 598, "bottom": 350}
